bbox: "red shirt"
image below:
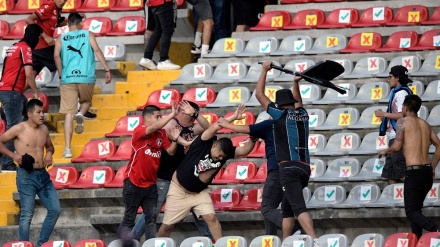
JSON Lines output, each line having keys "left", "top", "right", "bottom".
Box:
{"left": 0, "top": 42, "right": 32, "bottom": 93}
{"left": 148, "top": 0, "right": 172, "bottom": 7}
{"left": 125, "top": 125, "right": 171, "bottom": 188}
{"left": 34, "top": 0, "right": 62, "bottom": 49}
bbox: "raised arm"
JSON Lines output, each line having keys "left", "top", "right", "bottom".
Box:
{"left": 379, "top": 118, "right": 405, "bottom": 157}
{"left": 430, "top": 128, "right": 440, "bottom": 172}
{"left": 217, "top": 117, "right": 250, "bottom": 134}
{"left": 201, "top": 104, "right": 247, "bottom": 141}
{"left": 165, "top": 126, "right": 181, "bottom": 156}
{"left": 145, "top": 101, "right": 178, "bottom": 136}
{"left": 292, "top": 76, "right": 303, "bottom": 108}
{"left": 256, "top": 61, "right": 272, "bottom": 110}
{"left": 89, "top": 32, "right": 111, "bottom": 84}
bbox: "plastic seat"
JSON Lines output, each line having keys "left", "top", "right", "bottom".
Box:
{"left": 197, "top": 112, "right": 219, "bottom": 125}
{"left": 245, "top": 86, "right": 283, "bottom": 107}
{"left": 340, "top": 32, "right": 382, "bottom": 53}
{"left": 249, "top": 236, "right": 282, "bottom": 247}
{"left": 97, "top": 41, "right": 126, "bottom": 61}
{"left": 106, "top": 16, "right": 145, "bottom": 36}
{"left": 214, "top": 236, "right": 247, "bottom": 247}
{"left": 304, "top": 33, "right": 347, "bottom": 54}
{"left": 0, "top": 20, "right": 10, "bottom": 38}
{"left": 211, "top": 168, "right": 225, "bottom": 184}
{"left": 314, "top": 158, "right": 361, "bottom": 182}
{"left": 348, "top": 157, "right": 386, "bottom": 181}
{"left": 8, "top": 0, "right": 39, "bottom": 14}
{"left": 81, "top": 17, "right": 112, "bottom": 36}
{"left": 298, "top": 84, "right": 322, "bottom": 104}
{"left": 333, "top": 184, "right": 380, "bottom": 208}
{"left": 315, "top": 234, "right": 349, "bottom": 247}
{"left": 274, "top": 59, "right": 316, "bottom": 82}
{"left": 74, "top": 239, "right": 106, "bottom": 247}
{"left": 110, "top": 0, "right": 143, "bottom": 11}
{"left": 105, "top": 139, "right": 132, "bottom": 161}
{"left": 230, "top": 135, "right": 257, "bottom": 149}
{"left": 408, "top": 29, "right": 440, "bottom": 51}
{"left": 239, "top": 61, "right": 281, "bottom": 83}
{"left": 53, "top": 26, "right": 70, "bottom": 38}
{"left": 23, "top": 92, "right": 49, "bottom": 112}
{"left": 271, "top": 35, "right": 313, "bottom": 55}
{"left": 365, "top": 184, "right": 405, "bottom": 208}
{"left": 104, "top": 165, "right": 127, "bottom": 188}
{"left": 180, "top": 237, "right": 211, "bottom": 247}
{"left": 34, "top": 67, "right": 54, "bottom": 88}
{"left": 349, "top": 132, "right": 386, "bottom": 155}
{"left": 0, "top": 0, "right": 14, "bottom": 14}
{"left": 377, "top": 56, "right": 421, "bottom": 78}
{"left": 342, "top": 57, "right": 387, "bottom": 79}
{"left": 41, "top": 241, "right": 72, "bottom": 247}
{"left": 105, "top": 115, "right": 143, "bottom": 137}
{"left": 62, "top": 0, "right": 82, "bottom": 12}
{"left": 142, "top": 238, "right": 175, "bottom": 247}
{"left": 426, "top": 105, "right": 440, "bottom": 127}
{"left": 423, "top": 183, "right": 440, "bottom": 207}
{"left": 214, "top": 161, "right": 257, "bottom": 184}
{"left": 247, "top": 162, "right": 267, "bottom": 183}
{"left": 2, "top": 241, "right": 34, "bottom": 247}
{"left": 109, "top": 240, "right": 140, "bottom": 247}
{"left": 181, "top": 87, "right": 216, "bottom": 107}
{"left": 318, "top": 8, "right": 359, "bottom": 29}
{"left": 68, "top": 166, "right": 115, "bottom": 189}
{"left": 71, "top": 140, "right": 116, "bottom": 163}
{"left": 246, "top": 140, "right": 265, "bottom": 158}
{"left": 348, "top": 106, "right": 386, "bottom": 129}
{"left": 308, "top": 134, "right": 327, "bottom": 155}
{"left": 386, "top": 5, "right": 429, "bottom": 26}
{"left": 331, "top": 59, "right": 353, "bottom": 79}
{"left": 231, "top": 188, "right": 263, "bottom": 210}
{"left": 77, "top": 0, "right": 114, "bottom": 12}
{"left": 0, "top": 119, "right": 6, "bottom": 135}
{"left": 314, "top": 83, "right": 357, "bottom": 105}
{"left": 307, "top": 186, "right": 346, "bottom": 209}
{"left": 314, "top": 132, "right": 361, "bottom": 156}
{"left": 417, "top": 106, "right": 428, "bottom": 120}
{"left": 303, "top": 187, "right": 311, "bottom": 204}
{"left": 314, "top": 108, "right": 360, "bottom": 130}
{"left": 137, "top": 88, "right": 181, "bottom": 110}
{"left": 170, "top": 63, "right": 213, "bottom": 85}
{"left": 383, "top": 233, "right": 417, "bottom": 247}
{"left": 347, "top": 83, "right": 390, "bottom": 105}
{"left": 352, "top": 7, "right": 394, "bottom": 27}
{"left": 421, "top": 80, "right": 440, "bottom": 101}
{"left": 211, "top": 188, "right": 242, "bottom": 211}
{"left": 377, "top": 31, "right": 419, "bottom": 52}
{"left": 255, "top": 111, "right": 271, "bottom": 123}
{"left": 236, "top": 37, "right": 279, "bottom": 57}
{"left": 280, "top": 0, "right": 311, "bottom": 3}
{"left": 3, "top": 20, "right": 27, "bottom": 39}
{"left": 204, "top": 62, "right": 247, "bottom": 84}
{"left": 307, "top": 109, "right": 326, "bottom": 130}
{"left": 249, "top": 11, "right": 291, "bottom": 31}
{"left": 415, "top": 232, "right": 440, "bottom": 247}
{"left": 206, "top": 86, "right": 251, "bottom": 108}
{"left": 281, "top": 235, "right": 313, "bottom": 247}
{"left": 283, "top": 9, "right": 325, "bottom": 30}
{"left": 309, "top": 158, "right": 326, "bottom": 181}
{"left": 404, "top": 81, "right": 425, "bottom": 96}
{"left": 410, "top": 55, "right": 440, "bottom": 76}
{"left": 422, "top": 6, "right": 440, "bottom": 25}
{"left": 48, "top": 166, "right": 79, "bottom": 189}
{"left": 350, "top": 234, "right": 385, "bottom": 247}
{"left": 203, "top": 38, "right": 245, "bottom": 58}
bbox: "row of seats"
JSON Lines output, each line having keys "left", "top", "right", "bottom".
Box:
{"left": 250, "top": 6, "right": 440, "bottom": 31}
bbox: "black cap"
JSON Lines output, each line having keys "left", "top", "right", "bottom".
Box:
{"left": 390, "top": 65, "right": 413, "bottom": 84}
{"left": 275, "top": 89, "right": 298, "bottom": 106}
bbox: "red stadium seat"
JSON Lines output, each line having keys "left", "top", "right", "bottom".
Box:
{"left": 81, "top": 17, "right": 112, "bottom": 36}
{"left": 181, "top": 88, "right": 216, "bottom": 108}
{"left": 340, "top": 32, "right": 382, "bottom": 53}
{"left": 231, "top": 135, "right": 253, "bottom": 147}
{"left": 68, "top": 166, "right": 115, "bottom": 189}
{"left": 384, "top": 233, "right": 417, "bottom": 247}
{"left": 8, "top": 0, "right": 42, "bottom": 14}
{"left": 105, "top": 115, "right": 143, "bottom": 137}
{"left": 246, "top": 140, "right": 266, "bottom": 158}
{"left": 3, "top": 20, "right": 27, "bottom": 40}
{"left": 247, "top": 162, "right": 267, "bottom": 183}
{"left": 422, "top": 6, "right": 440, "bottom": 25}
{"left": 104, "top": 165, "right": 127, "bottom": 188}
{"left": 61, "top": 0, "right": 82, "bottom": 12}
{"left": 110, "top": 0, "right": 143, "bottom": 11}
{"left": 352, "top": 7, "right": 394, "bottom": 27}
{"left": 0, "top": 119, "right": 6, "bottom": 135}
{"left": 211, "top": 168, "right": 224, "bottom": 184}
{"left": 231, "top": 188, "right": 263, "bottom": 211}
{"left": 386, "top": 5, "right": 429, "bottom": 26}
{"left": 416, "top": 232, "right": 440, "bottom": 247}
{"left": 2, "top": 241, "right": 34, "bottom": 247}
{"left": 41, "top": 241, "right": 72, "bottom": 247}
{"left": 77, "top": 0, "right": 114, "bottom": 12}
{"left": 23, "top": 92, "right": 49, "bottom": 112}
{"left": 313, "top": 0, "right": 343, "bottom": 2}
{"left": 280, "top": 0, "right": 311, "bottom": 3}
{"left": 249, "top": 11, "right": 291, "bottom": 31}
{"left": 107, "top": 16, "right": 146, "bottom": 36}
{"left": 53, "top": 26, "right": 70, "bottom": 38}
{"left": 195, "top": 112, "right": 219, "bottom": 125}
{"left": 409, "top": 29, "right": 440, "bottom": 51}
{"left": 283, "top": 9, "right": 325, "bottom": 30}
{"left": 71, "top": 140, "right": 116, "bottom": 163}
{"left": 48, "top": 166, "right": 79, "bottom": 189}
{"left": 218, "top": 111, "right": 255, "bottom": 133}
{"left": 105, "top": 139, "right": 132, "bottom": 161}
{"left": 318, "top": 8, "right": 359, "bottom": 29}
{"left": 211, "top": 188, "right": 242, "bottom": 211}
{"left": 74, "top": 239, "right": 106, "bottom": 247}
{"left": 137, "top": 89, "right": 181, "bottom": 110}
{"left": 0, "top": 20, "right": 10, "bottom": 39}
{"left": 213, "top": 161, "right": 257, "bottom": 184}
{"left": 376, "top": 31, "right": 419, "bottom": 52}
{"left": 0, "top": 0, "right": 15, "bottom": 14}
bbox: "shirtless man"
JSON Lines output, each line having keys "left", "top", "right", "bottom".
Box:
{"left": 379, "top": 95, "right": 440, "bottom": 238}
{"left": 0, "top": 99, "right": 59, "bottom": 247}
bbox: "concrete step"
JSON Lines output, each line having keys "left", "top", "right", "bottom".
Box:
{"left": 0, "top": 212, "right": 19, "bottom": 226}
{"left": 0, "top": 200, "right": 19, "bottom": 213}
{"left": 55, "top": 119, "right": 117, "bottom": 134}
{"left": 50, "top": 132, "right": 102, "bottom": 146}
{"left": 92, "top": 94, "right": 131, "bottom": 108}
{"left": 94, "top": 107, "right": 133, "bottom": 120}
{"left": 0, "top": 173, "right": 16, "bottom": 186}
{"left": 127, "top": 70, "right": 180, "bottom": 83}
{"left": 0, "top": 186, "right": 16, "bottom": 199}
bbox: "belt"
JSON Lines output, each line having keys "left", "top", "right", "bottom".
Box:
{"left": 406, "top": 164, "right": 432, "bottom": 171}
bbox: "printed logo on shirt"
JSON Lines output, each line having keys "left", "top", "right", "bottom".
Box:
{"left": 156, "top": 138, "right": 162, "bottom": 146}
{"left": 145, "top": 148, "right": 162, "bottom": 158}
{"left": 67, "top": 43, "right": 85, "bottom": 58}
{"left": 194, "top": 154, "right": 221, "bottom": 177}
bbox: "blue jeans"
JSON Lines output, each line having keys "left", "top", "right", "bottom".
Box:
{"left": 261, "top": 170, "right": 283, "bottom": 235}
{"left": 0, "top": 91, "right": 28, "bottom": 167}
{"left": 16, "top": 167, "right": 61, "bottom": 247}
{"left": 210, "top": 0, "right": 227, "bottom": 42}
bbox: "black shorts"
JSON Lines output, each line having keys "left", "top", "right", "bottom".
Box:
{"left": 32, "top": 46, "right": 56, "bottom": 74}
{"left": 382, "top": 138, "right": 406, "bottom": 180}
{"left": 186, "top": 0, "right": 213, "bottom": 20}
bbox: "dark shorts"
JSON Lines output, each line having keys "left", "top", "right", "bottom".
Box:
{"left": 231, "top": 0, "right": 251, "bottom": 25}
{"left": 382, "top": 138, "right": 406, "bottom": 180}
{"left": 32, "top": 46, "right": 56, "bottom": 74}
{"left": 186, "top": 0, "right": 213, "bottom": 20}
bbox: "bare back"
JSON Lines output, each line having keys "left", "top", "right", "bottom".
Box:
{"left": 400, "top": 116, "right": 432, "bottom": 166}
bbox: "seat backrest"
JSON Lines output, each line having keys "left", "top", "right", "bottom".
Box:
{"left": 319, "top": 83, "right": 357, "bottom": 102}
{"left": 352, "top": 82, "right": 390, "bottom": 102}
{"left": 109, "top": 16, "right": 145, "bottom": 34}
{"left": 2, "top": 241, "right": 34, "bottom": 247}
{"left": 246, "top": 86, "right": 283, "bottom": 106}
{"left": 222, "top": 111, "right": 255, "bottom": 128}
{"left": 242, "top": 61, "right": 282, "bottom": 81}
{"left": 273, "top": 35, "right": 313, "bottom": 54}
{"left": 236, "top": 188, "right": 263, "bottom": 206}
{"left": 211, "top": 188, "right": 242, "bottom": 210}
{"left": 222, "top": 161, "right": 257, "bottom": 181}
{"left": 315, "top": 234, "right": 349, "bottom": 247}
{"left": 308, "top": 134, "right": 327, "bottom": 154}
{"left": 298, "top": 84, "right": 321, "bottom": 103}
{"left": 206, "top": 86, "right": 251, "bottom": 107}
{"left": 362, "top": 157, "right": 386, "bottom": 175}
{"left": 105, "top": 115, "right": 143, "bottom": 137}
{"left": 142, "top": 237, "right": 176, "bottom": 247}
{"left": 74, "top": 166, "right": 115, "bottom": 186}
{"left": 421, "top": 80, "right": 440, "bottom": 100}
{"left": 351, "top": 234, "right": 385, "bottom": 247}
{"left": 282, "top": 235, "right": 313, "bottom": 247}
{"left": 384, "top": 56, "right": 421, "bottom": 75}
{"left": 358, "top": 132, "right": 387, "bottom": 151}
{"left": 378, "top": 184, "right": 405, "bottom": 204}
{"left": 209, "top": 62, "right": 247, "bottom": 81}
{"left": 423, "top": 183, "right": 440, "bottom": 206}
{"left": 72, "top": 140, "right": 116, "bottom": 162}
{"left": 345, "top": 184, "right": 381, "bottom": 205}
{"left": 407, "top": 81, "right": 424, "bottom": 96}
{"left": 309, "top": 186, "right": 347, "bottom": 206}
{"left": 344, "top": 32, "right": 382, "bottom": 51}
{"left": 355, "top": 106, "right": 386, "bottom": 126}
{"left": 307, "top": 109, "right": 326, "bottom": 129}
{"left": 62, "top": 0, "right": 82, "bottom": 12}
{"left": 291, "top": 9, "right": 325, "bottom": 28}
{"left": 415, "top": 232, "right": 440, "bottom": 247}
{"left": 23, "top": 92, "right": 49, "bottom": 112}
{"left": 276, "top": 59, "right": 316, "bottom": 81}
{"left": 252, "top": 10, "right": 291, "bottom": 29}
{"left": 98, "top": 41, "right": 126, "bottom": 61}
{"left": 308, "top": 33, "right": 347, "bottom": 53}
{"left": 322, "top": 8, "right": 359, "bottom": 27}
{"left": 250, "top": 236, "right": 282, "bottom": 247}
{"left": 78, "top": 0, "right": 114, "bottom": 11}
{"left": 0, "top": 0, "right": 14, "bottom": 14}
{"left": 146, "top": 89, "right": 181, "bottom": 109}
{"left": 390, "top": 5, "right": 429, "bottom": 24}
{"left": 383, "top": 232, "right": 417, "bottom": 247}
{"left": 48, "top": 166, "right": 79, "bottom": 188}
{"left": 74, "top": 239, "right": 106, "bottom": 247}
{"left": 0, "top": 20, "right": 10, "bottom": 38}
{"left": 241, "top": 37, "right": 279, "bottom": 55}
{"left": 326, "top": 132, "right": 361, "bottom": 152}
{"left": 382, "top": 31, "right": 419, "bottom": 49}
{"left": 198, "top": 112, "right": 219, "bottom": 124}
{"left": 413, "top": 29, "right": 440, "bottom": 48}
{"left": 331, "top": 59, "right": 354, "bottom": 77}
{"left": 326, "top": 158, "right": 361, "bottom": 178}
{"left": 9, "top": 0, "right": 39, "bottom": 13}
{"left": 309, "top": 158, "right": 326, "bottom": 180}
{"left": 181, "top": 87, "right": 216, "bottom": 107}
{"left": 3, "top": 20, "right": 27, "bottom": 39}
{"left": 109, "top": 139, "right": 132, "bottom": 158}
{"left": 180, "top": 237, "right": 211, "bottom": 247}
{"left": 424, "top": 6, "right": 440, "bottom": 22}
{"left": 351, "top": 57, "right": 387, "bottom": 76}
{"left": 110, "top": 0, "right": 143, "bottom": 11}
{"left": 418, "top": 54, "right": 440, "bottom": 73}
{"left": 173, "top": 63, "right": 213, "bottom": 83}
{"left": 215, "top": 236, "right": 247, "bottom": 247}
{"left": 82, "top": 17, "right": 112, "bottom": 36}
{"left": 206, "top": 38, "right": 245, "bottom": 57}
{"left": 354, "top": 7, "right": 394, "bottom": 26}
{"left": 322, "top": 107, "right": 360, "bottom": 128}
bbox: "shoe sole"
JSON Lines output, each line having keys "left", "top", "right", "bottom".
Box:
{"left": 75, "top": 115, "right": 84, "bottom": 134}
{"left": 157, "top": 67, "right": 181, "bottom": 71}
{"left": 191, "top": 50, "right": 201, "bottom": 54}
{"left": 139, "top": 63, "right": 157, "bottom": 70}
{"left": 62, "top": 155, "right": 72, "bottom": 158}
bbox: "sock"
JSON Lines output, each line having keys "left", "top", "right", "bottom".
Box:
{"left": 194, "top": 32, "right": 202, "bottom": 47}
{"left": 201, "top": 44, "right": 209, "bottom": 55}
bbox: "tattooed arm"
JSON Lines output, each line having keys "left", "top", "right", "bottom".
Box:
{"left": 379, "top": 118, "right": 405, "bottom": 157}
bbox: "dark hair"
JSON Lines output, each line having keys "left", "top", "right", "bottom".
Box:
{"left": 403, "top": 95, "right": 422, "bottom": 113}
{"left": 215, "top": 138, "right": 235, "bottom": 159}
{"left": 68, "top": 12, "right": 83, "bottom": 26}
{"left": 21, "top": 24, "right": 43, "bottom": 50}
{"left": 142, "top": 105, "right": 161, "bottom": 117}
{"left": 27, "top": 99, "right": 44, "bottom": 113}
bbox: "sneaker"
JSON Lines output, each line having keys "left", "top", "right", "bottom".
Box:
{"left": 63, "top": 148, "right": 72, "bottom": 158}
{"left": 191, "top": 44, "right": 201, "bottom": 54}
{"left": 139, "top": 58, "right": 157, "bottom": 70}
{"left": 75, "top": 113, "right": 84, "bottom": 134}
{"left": 157, "top": 60, "right": 181, "bottom": 70}
{"left": 83, "top": 111, "right": 97, "bottom": 119}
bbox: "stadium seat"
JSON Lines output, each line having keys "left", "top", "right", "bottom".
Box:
{"left": 239, "top": 61, "right": 281, "bottom": 83}
{"left": 137, "top": 88, "right": 181, "bottom": 110}
{"left": 180, "top": 237, "right": 211, "bottom": 247}
{"left": 110, "top": 0, "right": 143, "bottom": 11}
{"left": 62, "top": 0, "right": 82, "bottom": 12}
{"left": 422, "top": 6, "right": 440, "bottom": 25}
{"left": 418, "top": 105, "right": 429, "bottom": 120}
{"left": 23, "top": 92, "right": 49, "bottom": 112}
{"left": 314, "top": 107, "right": 360, "bottom": 130}
{"left": 249, "top": 236, "right": 282, "bottom": 247}
{"left": 352, "top": 7, "right": 394, "bottom": 27}
{"left": 0, "top": 0, "right": 14, "bottom": 14}
{"left": 348, "top": 106, "right": 386, "bottom": 129}
{"left": 271, "top": 35, "right": 313, "bottom": 55}
{"left": 281, "top": 235, "right": 313, "bottom": 247}
{"left": 303, "top": 187, "right": 311, "bottom": 204}
{"left": 142, "top": 238, "right": 175, "bottom": 247}
{"left": 415, "top": 232, "right": 440, "bottom": 247}
{"left": 98, "top": 41, "right": 126, "bottom": 61}
{"left": 68, "top": 166, "right": 115, "bottom": 189}
{"left": 77, "top": 0, "right": 114, "bottom": 12}
{"left": 71, "top": 140, "right": 116, "bottom": 163}
{"left": 203, "top": 38, "right": 245, "bottom": 58}
{"left": 318, "top": 8, "right": 359, "bottom": 29}
{"left": 74, "top": 239, "right": 106, "bottom": 247}
{"left": 247, "top": 162, "right": 267, "bottom": 183}
{"left": 308, "top": 134, "right": 327, "bottom": 155}
{"left": 197, "top": 112, "right": 219, "bottom": 125}
{"left": 348, "top": 158, "right": 385, "bottom": 182}
{"left": 346, "top": 83, "right": 390, "bottom": 104}
{"left": 332, "top": 59, "right": 353, "bottom": 78}
{"left": 350, "top": 234, "right": 385, "bottom": 247}
{"left": 274, "top": 59, "right": 316, "bottom": 82}
{"left": 314, "top": 83, "right": 357, "bottom": 105}
{"left": 340, "top": 32, "right": 382, "bottom": 53}
{"left": 349, "top": 132, "right": 386, "bottom": 155}
{"left": 211, "top": 188, "right": 242, "bottom": 211}
{"left": 214, "top": 161, "right": 257, "bottom": 184}
{"left": 105, "top": 139, "right": 132, "bottom": 161}
{"left": 34, "top": 67, "right": 54, "bottom": 88}
{"left": 0, "top": 119, "right": 6, "bottom": 135}
{"left": 53, "top": 26, "right": 70, "bottom": 38}
{"left": 231, "top": 188, "right": 263, "bottom": 210}
{"left": 2, "top": 241, "right": 34, "bottom": 247}
{"left": 383, "top": 233, "right": 417, "bottom": 247}
{"left": 421, "top": 80, "right": 440, "bottom": 101}
{"left": 314, "top": 132, "right": 361, "bottom": 156}
{"left": 423, "top": 183, "right": 440, "bottom": 207}
{"left": 298, "top": 84, "right": 322, "bottom": 104}
{"left": 408, "top": 29, "right": 440, "bottom": 51}
{"left": 236, "top": 37, "right": 279, "bottom": 57}
{"left": 106, "top": 16, "right": 145, "bottom": 36}
{"left": 181, "top": 87, "right": 216, "bottom": 107}
{"left": 105, "top": 115, "right": 143, "bottom": 137}
{"left": 41, "top": 241, "right": 72, "bottom": 247}
{"left": 377, "top": 31, "right": 419, "bottom": 52}
{"left": 283, "top": 9, "right": 325, "bottom": 30}
{"left": 256, "top": 111, "right": 270, "bottom": 124}
{"left": 315, "top": 235, "right": 348, "bottom": 247}
{"left": 280, "top": 0, "right": 311, "bottom": 3}
{"left": 230, "top": 135, "right": 254, "bottom": 147}
{"left": 386, "top": 5, "right": 429, "bottom": 26}
{"left": 215, "top": 236, "right": 247, "bottom": 247}
{"left": 48, "top": 166, "right": 79, "bottom": 189}
{"left": 205, "top": 86, "right": 250, "bottom": 108}
{"left": 309, "top": 158, "right": 326, "bottom": 181}
{"left": 332, "top": 184, "right": 380, "bottom": 208}
{"left": 396, "top": 80, "right": 424, "bottom": 97}
{"left": 366, "top": 184, "right": 405, "bottom": 208}
{"left": 204, "top": 62, "right": 247, "bottom": 84}
{"left": 410, "top": 54, "right": 440, "bottom": 76}
{"left": 170, "top": 63, "right": 213, "bottom": 85}
{"left": 245, "top": 86, "right": 283, "bottom": 107}
{"left": 104, "top": 165, "right": 127, "bottom": 188}
{"left": 377, "top": 56, "right": 421, "bottom": 78}
{"left": 109, "top": 240, "right": 139, "bottom": 247}
{"left": 249, "top": 11, "right": 291, "bottom": 31}
{"left": 304, "top": 33, "right": 347, "bottom": 54}
{"left": 426, "top": 105, "right": 440, "bottom": 127}
{"left": 246, "top": 140, "right": 265, "bottom": 158}
{"left": 430, "top": 133, "right": 440, "bottom": 153}
{"left": 0, "top": 20, "right": 10, "bottom": 38}
{"left": 211, "top": 168, "right": 225, "bottom": 184}
{"left": 313, "top": 158, "right": 361, "bottom": 182}
{"left": 8, "top": 0, "right": 39, "bottom": 14}
{"left": 307, "top": 186, "right": 346, "bottom": 209}
{"left": 307, "top": 108, "right": 326, "bottom": 130}
{"left": 3, "top": 20, "right": 27, "bottom": 39}
{"left": 342, "top": 57, "right": 387, "bottom": 79}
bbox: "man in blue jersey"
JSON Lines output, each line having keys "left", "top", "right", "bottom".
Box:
{"left": 54, "top": 12, "right": 112, "bottom": 158}
{"left": 256, "top": 61, "right": 317, "bottom": 240}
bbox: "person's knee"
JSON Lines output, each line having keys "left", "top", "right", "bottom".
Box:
{"left": 293, "top": 207, "right": 308, "bottom": 217}
{"left": 202, "top": 213, "right": 218, "bottom": 224}
{"left": 203, "top": 19, "right": 214, "bottom": 29}
{"left": 159, "top": 223, "right": 174, "bottom": 233}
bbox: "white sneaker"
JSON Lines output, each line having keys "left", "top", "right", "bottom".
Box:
{"left": 139, "top": 58, "right": 157, "bottom": 70}
{"left": 75, "top": 113, "right": 84, "bottom": 134}
{"left": 157, "top": 60, "right": 181, "bottom": 70}
{"left": 63, "top": 148, "right": 72, "bottom": 158}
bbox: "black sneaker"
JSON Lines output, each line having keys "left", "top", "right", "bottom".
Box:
{"left": 191, "top": 44, "right": 201, "bottom": 54}
{"left": 83, "top": 111, "right": 97, "bottom": 119}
